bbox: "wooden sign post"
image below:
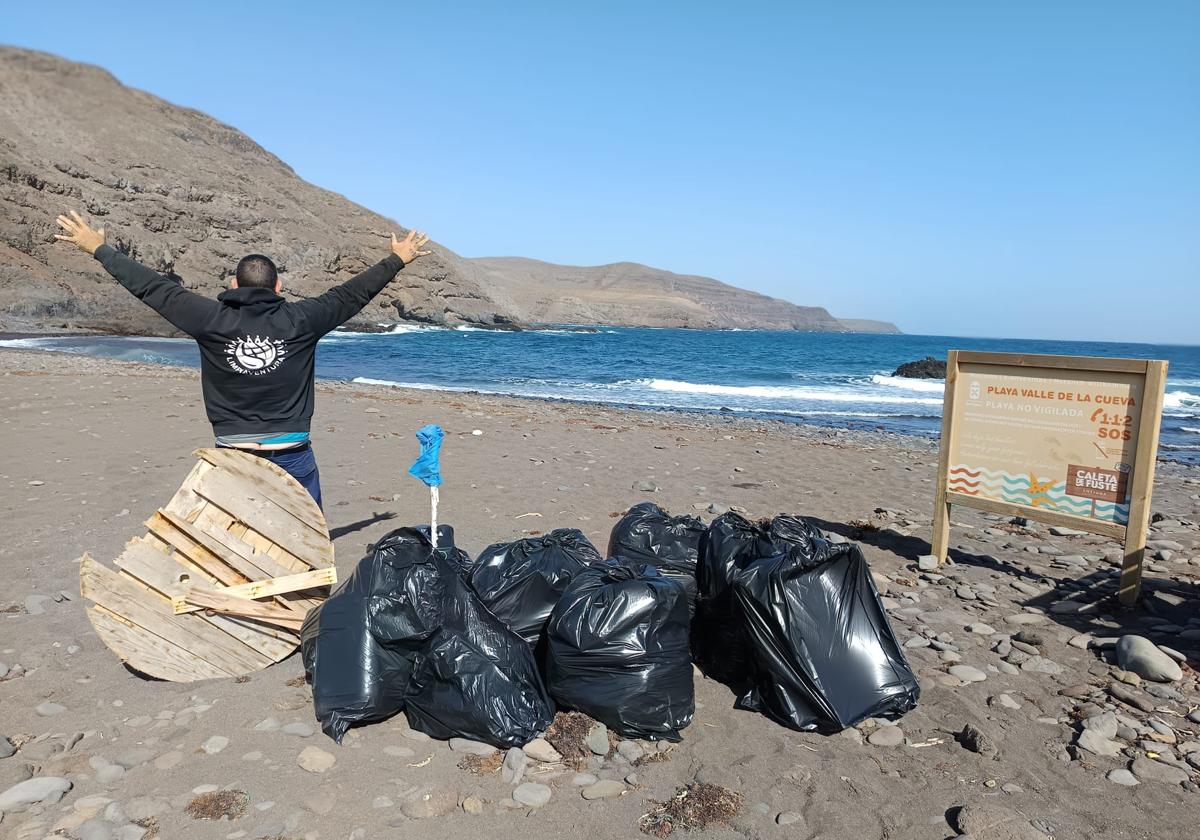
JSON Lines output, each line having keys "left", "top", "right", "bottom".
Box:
{"left": 932, "top": 351, "right": 1167, "bottom": 606}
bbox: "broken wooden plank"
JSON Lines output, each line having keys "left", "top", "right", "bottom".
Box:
{"left": 89, "top": 605, "right": 230, "bottom": 682}
{"left": 171, "top": 567, "right": 335, "bottom": 615}
{"left": 196, "top": 447, "right": 328, "bottom": 538}
{"left": 180, "top": 588, "right": 307, "bottom": 630}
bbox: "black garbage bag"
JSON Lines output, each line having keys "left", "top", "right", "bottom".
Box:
{"left": 404, "top": 548, "right": 557, "bottom": 747}
{"left": 693, "top": 512, "right": 821, "bottom": 685}
{"left": 302, "top": 525, "right": 554, "bottom": 747}
{"left": 300, "top": 525, "right": 466, "bottom": 743}
{"left": 733, "top": 539, "right": 920, "bottom": 731}
{"left": 608, "top": 502, "right": 705, "bottom": 616}
{"left": 467, "top": 529, "right": 601, "bottom": 646}
{"left": 546, "top": 559, "right": 694, "bottom": 740}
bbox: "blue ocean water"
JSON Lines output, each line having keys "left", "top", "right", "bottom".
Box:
{"left": 4, "top": 328, "right": 1198, "bottom": 463}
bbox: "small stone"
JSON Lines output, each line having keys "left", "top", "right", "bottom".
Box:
{"left": 254, "top": 717, "right": 281, "bottom": 732}
{"left": 449, "top": 737, "right": 497, "bottom": 756}
{"left": 949, "top": 664, "right": 987, "bottom": 683}
{"left": 917, "top": 555, "right": 939, "bottom": 572}
{"left": 281, "top": 722, "right": 315, "bottom": 738}
{"left": 1107, "top": 768, "right": 1139, "bottom": 786}
{"left": 1068, "top": 634, "right": 1093, "bottom": 649}
{"left": 372, "top": 795, "right": 394, "bottom": 809}
{"left": 586, "top": 723, "right": 610, "bottom": 756}
{"left": 1116, "top": 635, "right": 1183, "bottom": 682}
{"left": 512, "top": 782, "right": 551, "bottom": 808}
{"left": 1020, "top": 656, "right": 1063, "bottom": 675}
{"left": 462, "top": 795, "right": 485, "bottom": 815}
{"left": 868, "top": 726, "right": 905, "bottom": 747}
{"left": 1131, "top": 756, "right": 1189, "bottom": 786}
{"left": 991, "top": 693, "right": 1022, "bottom": 710}
{"left": 35, "top": 701, "right": 66, "bottom": 717}
{"left": 201, "top": 735, "right": 229, "bottom": 754}
{"left": 572, "top": 772, "right": 598, "bottom": 786}
{"left": 777, "top": 811, "right": 805, "bottom": 826}
{"left": 1082, "top": 712, "right": 1119, "bottom": 740}
{"left": 297, "top": 746, "right": 336, "bottom": 773}
{"left": 0, "top": 776, "right": 73, "bottom": 811}
{"left": 617, "top": 740, "right": 645, "bottom": 763}
{"left": 24, "top": 595, "right": 52, "bottom": 615}
{"left": 959, "top": 724, "right": 995, "bottom": 754}
{"left": 966, "top": 623, "right": 997, "bottom": 635}
{"left": 1108, "top": 683, "right": 1156, "bottom": 713}
{"left": 402, "top": 786, "right": 459, "bottom": 819}
{"left": 522, "top": 737, "right": 561, "bottom": 763}
{"left": 632, "top": 481, "right": 659, "bottom": 493}
{"left": 1076, "top": 730, "right": 1122, "bottom": 757}
{"left": 582, "top": 780, "right": 626, "bottom": 800}
{"left": 0, "top": 736, "right": 14, "bottom": 758}
{"left": 502, "top": 747, "right": 527, "bottom": 784}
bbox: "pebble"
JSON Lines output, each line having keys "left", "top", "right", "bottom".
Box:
{"left": 1131, "top": 756, "right": 1189, "bottom": 786}
{"left": 1107, "top": 768, "right": 1140, "bottom": 786}
{"left": 0, "top": 776, "right": 73, "bottom": 811}
{"left": 868, "top": 726, "right": 905, "bottom": 747}
{"left": 280, "top": 722, "right": 315, "bottom": 738}
{"left": 462, "top": 795, "right": 485, "bottom": 815}
{"left": 1082, "top": 712, "right": 1118, "bottom": 740}
{"left": 582, "top": 780, "right": 626, "bottom": 800}
{"left": 1115, "top": 635, "right": 1183, "bottom": 682}
{"left": 917, "top": 555, "right": 939, "bottom": 572}
{"left": 586, "top": 723, "right": 610, "bottom": 756}
{"left": 1020, "top": 656, "right": 1064, "bottom": 675}
{"left": 402, "top": 786, "right": 459, "bottom": 819}
{"left": 967, "top": 623, "right": 997, "bottom": 635}
{"left": 617, "top": 740, "right": 645, "bottom": 763}
{"left": 1068, "top": 634, "right": 1093, "bottom": 649}
{"left": 1003, "top": 612, "right": 1047, "bottom": 625}
{"left": 202, "top": 735, "right": 229, "bottom": 754}
{"left": 990, "top": 693, "right": 1022, "bottom": 710}
{"left": 632, "top": 481, "right": 659, "bottom": 493}
{"left": 949, "top": 664, "right": 988, "bottom": 683}
{"left": 512, "top": 782, "right": 552, "bottom": 808}
{"left": 35, "top": 701, "right": 66, "bottom": 716}
{"left": 1076, "top": 729, "right": 1122, "bottom": 757}
{"left": 777, "top": 811, "right": 805, "bottom": 826}
{"left": 297, "top": 746, "right": 336, "bottom": 773}
{"left": 523, "top": 737, "right": 562, "bottom": 763}
{"left": 502, "top": 747, "right": 527, "bottom": 784}
{"left": 449, "top": 737, "right": 497, "bottom": 756}
{"left": 253, "top": 717, "right": 281, "bottom": 732}
{"left": 1108, "top": 682, "right": 1156, "bottom": 713}
{"left": 572, "top": 772, "right": 599, "bottom": 786}
{"left": 0, "top": 735, "right": 14, "bottom": 758}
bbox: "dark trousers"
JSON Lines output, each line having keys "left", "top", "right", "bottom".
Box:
{"left": 246, "top": 443, "right": 323, "bottom": 510}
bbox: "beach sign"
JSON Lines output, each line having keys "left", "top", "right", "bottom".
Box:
{"left": 931, "top": 351, "right": 1168, "bottom": 606}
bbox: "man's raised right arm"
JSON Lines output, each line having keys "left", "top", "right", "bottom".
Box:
{"left": 55, "top": 210, "right": 217, "bottom": 336}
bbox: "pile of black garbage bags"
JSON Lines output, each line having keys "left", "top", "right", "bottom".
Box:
{"left": 300, "top": 503, "right": 919, "bottom": 746}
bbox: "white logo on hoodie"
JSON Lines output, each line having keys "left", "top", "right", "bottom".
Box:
{"left": 225, "top": 335, "right": 287, "bottom": 375}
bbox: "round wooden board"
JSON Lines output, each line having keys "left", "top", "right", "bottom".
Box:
{"left": 81, "top": 447, "right": 335, "bottom": 681}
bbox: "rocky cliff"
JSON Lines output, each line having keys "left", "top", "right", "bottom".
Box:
{"left": 0, "top": 47, "right": 898, "bottom": 336}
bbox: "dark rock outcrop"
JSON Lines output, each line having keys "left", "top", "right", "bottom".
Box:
{"left": 892, "top": 356, "right": 946, "bottom": 379}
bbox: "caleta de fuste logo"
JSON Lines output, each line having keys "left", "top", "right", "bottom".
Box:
{"left": 225, "top": 335, "right": 287, "bottom": 375}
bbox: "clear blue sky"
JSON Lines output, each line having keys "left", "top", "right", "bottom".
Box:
{"left": 6, "top": 1, "right": 1197, "bottom": 342}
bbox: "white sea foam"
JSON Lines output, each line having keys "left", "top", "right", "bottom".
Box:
{"left": 639, "top": 378, "right": 944, "bottom": 405}
{"left": 868, "top": 374, "right": 945, "bottom": 393}
{"left": 1163, "top": 390, "right": 1199, "bottom": 410}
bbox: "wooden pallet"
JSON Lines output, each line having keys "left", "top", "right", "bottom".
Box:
{"left": 79, "top": 447, "right": 336, "bottom": 681}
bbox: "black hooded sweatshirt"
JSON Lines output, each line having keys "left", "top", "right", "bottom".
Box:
{"left": 93, "top": 244, "right": 406, "bottom": 437}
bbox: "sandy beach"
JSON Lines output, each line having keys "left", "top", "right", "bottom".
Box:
{"left": 2, "top": 346, "right": 1200, "bottom": 840}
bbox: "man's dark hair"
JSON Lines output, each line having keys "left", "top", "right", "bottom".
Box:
{"left": 235, "top": 254, "right": 278, "bottom": 289}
